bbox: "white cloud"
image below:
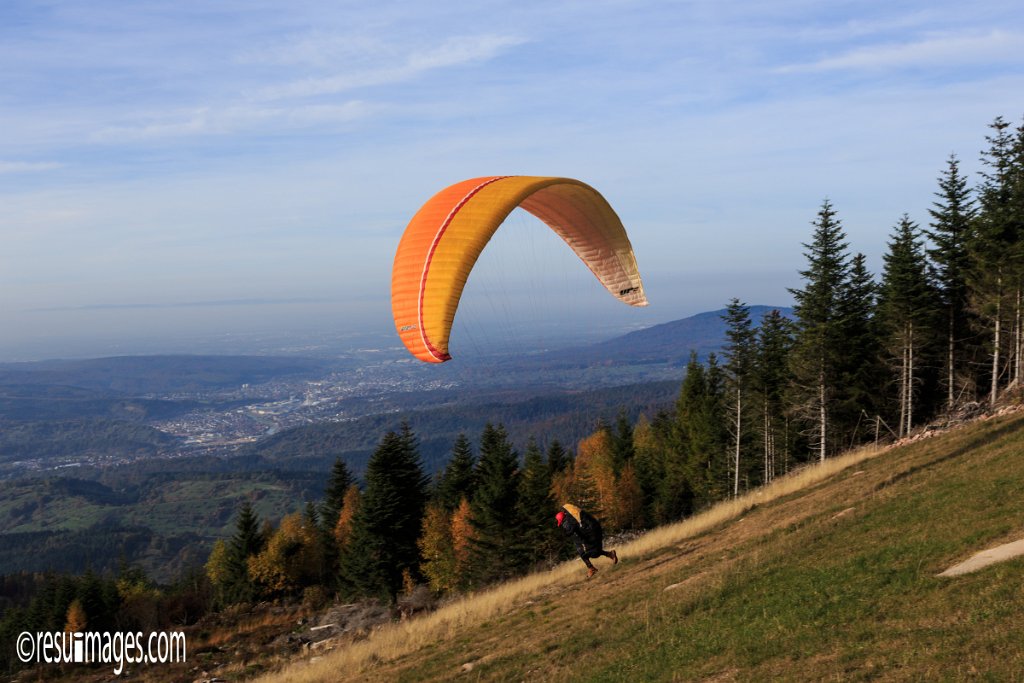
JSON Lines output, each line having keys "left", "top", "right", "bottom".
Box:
{"left": 781, "top": 29, "right": 1024, "bottom": 72}
{"left": 90, "top": 100, "right": 375, "bottom": 142}
{"left": 0, "top": 160, "right": 63, "bottom": 174}
{"left": 255, "top": 33, "right": 528, "bottom": 100}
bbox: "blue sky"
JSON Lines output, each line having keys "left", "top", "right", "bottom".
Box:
{"left": 2, "top": 0, "right": 1023, "bottom": 360}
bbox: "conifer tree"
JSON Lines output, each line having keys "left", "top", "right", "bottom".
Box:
{"left": 317, "top": 459, "right": 352, "bottom": 593}
{"left": 697, "top": 354, "right": 729, "bottom": 499}
{"left": 221, "top": 501, "right": 264, "bottom": 604}
{"left": 836, "top": 252, "right": 884, "bottom": 442}
{"left": 1006, "top": 119, "right": 1024, "bottom": 389}
{"left": 231, "top": 501, "right": 264, "bottom": 560}
{"left": 546, "top": 440, "right": 570, "bottom": 479}
{"left": 1014, "top": 120, "right": 1024, "bottom": 385}
{"left": 467, "top": 424, "right": 522, "bottom": 585}
{"left": 879, "top": 216, "right": 938, "bottom": 436}
{"left": 515, "top": 438, "right": 560, "bottom": 564}
{"left": 611, "top": 410, "right": 635, "bottom": 472}
{"left": 435, "top": 433, "right": 477, "bottom": 511}
{"left": 673, "top": 352, "right": 727, "bottom": 511}
{"left": 75, "top": 571, "right": 109, "bottom": 633}
{"left": 972, "top": 117, "right": 1021, "bottom": 403}
{"left": 320, "top": 457, "right": 353, "bottom": 531}
{"left": 302, "top": 501, "right": 319, "bottom": 528}
{"left": 340, "top": 428, "right": 428, "bottom": 601}
{"left": 790, "top": 200, "right": 851, "bottom": 461}
{"left": 927, "top": 154, "right": 977, "bottom": 409}
{"left": 722, "top": 299, "right": 756, "bottom": 496}
{"left": 661, "top": 359, "right": 700, "bottom": 521}
{"left": 754, "top": 309, "right": 794, "bottom": 480}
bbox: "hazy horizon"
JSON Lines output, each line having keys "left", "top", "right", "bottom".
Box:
{"left": 3, "top": 1, "right": 1023, "bottom": 361}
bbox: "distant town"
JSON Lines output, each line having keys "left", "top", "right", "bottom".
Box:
{"left": 151, "top": 360, "right": 461, "bottom": 451}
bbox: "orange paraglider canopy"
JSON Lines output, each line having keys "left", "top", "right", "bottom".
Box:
{"left": 391, "top": 176, "right": 647, "bottom": 363}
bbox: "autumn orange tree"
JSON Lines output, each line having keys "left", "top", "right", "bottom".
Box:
{"left": 418, "top": 503, "right": 457, "bottom": 593}
{"left": 333, "top": 483, "right": 361, "bottom": 551}
{"left": 247, "top": 512, "right": 324, "bottom": 596}
{"left": 573, "top": 427, "right": 644, "bottom": 532}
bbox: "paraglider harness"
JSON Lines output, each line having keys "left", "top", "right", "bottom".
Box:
{"left": 558, "top": 503, "right": 605, "bottom": 562}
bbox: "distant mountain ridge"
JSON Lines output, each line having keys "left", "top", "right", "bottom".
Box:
{"left": 546, "top": 305, "right": 793, "bottom": 367}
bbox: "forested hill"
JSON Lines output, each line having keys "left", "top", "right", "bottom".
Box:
{"left": 559, "top": 305, "right": 793, "bottom": 366}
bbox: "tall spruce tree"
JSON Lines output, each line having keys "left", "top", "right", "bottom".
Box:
{"left": 927, "top": 154, "right": 977, "bottom": 409}
{"left": 879, "top": 215, "right": 937, "bottom": 436}
{"left": 224, "top": 501, "right": 265, "bottom": 604}
{"left": 321, "top": 457, "right": 353, "bottom": 531}
{"left": 837, "top": 252, "right": 884, "bottom": 444}
{"left": 675, "top": 352, "right": 728, "bottom": 510}
{"left": 435, "top": 433, "right": 477, "bottom": 512}
{"left": 972, "top": 117, "right": 1020, "bottom": 403}
{"left": 515, "top": 438, "right": 560, "bottom": 564}
{"left": 721, "top": 299, "right": 756, "bottom": 496}
{"left": 546, "top": 440, "right": 570, "bottom": 478}
{"left": 318, "top": 457, "right": 352, "bottom": 592}
{"left": 654, "top": 360, "right": 696, "bottom": 522}
{"left": 1009, "top": 119, "right": 1024, "bottom": 388}
{"left": 754, "top": 309, "right": 794, "bottom": 481}
{"left": 340, "top": 427, "right": 428, "bottom": 601}
{"left": 611, "top": 410, "right": 635, "bottom": 472}
{"left": 789, "top": 200, "right": 851, "bottom": 461}
{"left": 467, "top": 423, "right": 522, "bottom": 585}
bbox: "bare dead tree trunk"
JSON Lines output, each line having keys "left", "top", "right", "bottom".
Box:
{"left": 991, "top": 272, "right": 1002, "bottom": 405}
{"left": 734, "top": 388, "right": 741, "bottom": 498}
{"left": 898, "top": 332, "right": 908, "bottom": 438}
{"left": 763, "top": 403, "right": 769, "bottom": 484}
{"left": 818, "top": 364, "right": 827, "bottom": 463}
{"left": 947, "top": 308, "right": 955, "bottom": 412}
{"left": 1011, "top": 284, "right": 1019, "bottom": 389}
{"left": 783, "top": 415, "right": 790, "bottom": 474}
{"left": 908, "top": 321, "right": 914, "bottom": 435}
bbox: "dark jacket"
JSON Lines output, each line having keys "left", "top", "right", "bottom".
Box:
{"left": 559, "top": 504, "right": 603, "bottom": 558}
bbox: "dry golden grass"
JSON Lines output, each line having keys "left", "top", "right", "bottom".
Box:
{"left": 201, "top": 607, "right": 304, "bottom": 648}
{"left": 253, "top": 441, "right": 889, "bottom": 683}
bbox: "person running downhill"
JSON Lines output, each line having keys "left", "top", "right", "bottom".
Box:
{"left": 556, "top": 503, "right": 618, "bottom": 578}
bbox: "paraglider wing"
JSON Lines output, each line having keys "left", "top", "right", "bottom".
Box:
{"left": 391, "top": 176, "right": 647, "bottom": 363}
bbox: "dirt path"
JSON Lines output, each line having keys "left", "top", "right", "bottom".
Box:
{"left": 938, "top": 538, "right": 1024, "bottom": 577}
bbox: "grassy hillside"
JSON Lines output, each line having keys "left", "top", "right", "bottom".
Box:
{"left": 258, "top": 408, "right": 1024, "bottom": 682}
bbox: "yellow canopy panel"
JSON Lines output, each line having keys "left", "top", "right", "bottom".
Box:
{"left": 391, "top": 176, "right": 648, "bottom": 363}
